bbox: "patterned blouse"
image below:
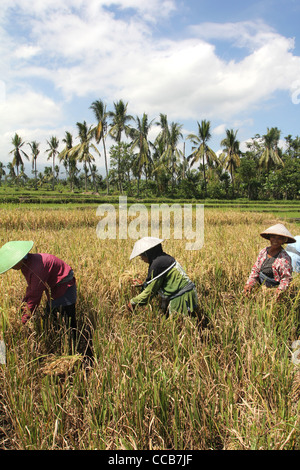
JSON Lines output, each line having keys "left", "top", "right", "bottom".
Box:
{"left": 245, "top": 247, "right": 293, "bottom": 291}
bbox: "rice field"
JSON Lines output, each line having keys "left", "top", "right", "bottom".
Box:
{"left": 0, "top": 204, "right": 299, "bottom": 450}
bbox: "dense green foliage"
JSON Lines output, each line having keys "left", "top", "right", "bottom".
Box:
{"left": 1, "top": 100, "right": 300, "bottom": 200}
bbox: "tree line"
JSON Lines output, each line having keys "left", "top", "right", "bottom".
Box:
{"left": 1, "top": 99, "right": 300, "bottom": 200}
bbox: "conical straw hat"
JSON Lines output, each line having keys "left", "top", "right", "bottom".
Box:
{"left": 0, "top": 241, "right": 34, "bottom": 274}
{"left": 260, "top": 224, "right": 296, "bottom": 244}
{"left": 130, "top": 237, "right": 164, "bottom": 260}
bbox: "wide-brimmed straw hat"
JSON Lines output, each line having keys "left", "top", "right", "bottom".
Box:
{"left": 130, "top": 237, "right": 164, "bottom": 260}
{"left": 260, "top": 224, "right": 296, "bottom": 244}
{"left": 0, "top": 241, "right": 34, "bottom": 274}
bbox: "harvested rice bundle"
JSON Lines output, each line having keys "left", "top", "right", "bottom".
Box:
{"left": 40, "top": 354, "right": 83, "bottom": 377}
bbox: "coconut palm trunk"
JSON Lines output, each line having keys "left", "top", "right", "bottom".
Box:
{"left": 90, "top": 99, "right": 110, "bottom": 194}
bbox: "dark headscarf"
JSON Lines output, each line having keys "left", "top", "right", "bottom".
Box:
{"left": 143, "top": 244, "right": 175, "bottom": 283}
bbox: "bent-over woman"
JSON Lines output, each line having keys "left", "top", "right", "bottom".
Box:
{"left": 128, "top": 237, "right": 198, "bottom": 316}
{"left": 0, "top": 240, "right": 77, "bottom": 329}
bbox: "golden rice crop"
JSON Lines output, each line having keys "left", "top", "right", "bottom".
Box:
{"left": 0, "top": 205, "right": 299, "bottom": 450}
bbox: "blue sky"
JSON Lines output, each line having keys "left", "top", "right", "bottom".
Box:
{"left": 1, "top": 0, "right": 300, "bottom": 175}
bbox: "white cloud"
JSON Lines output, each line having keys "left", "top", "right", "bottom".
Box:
{"left": 2, "top": 0, "right": 176, "bottom": 25}
{"left": 12, "top": 13, "right": 298, "bottom": 122}
{"left": 0, "top": 89, "right": 65, "bottom": 163}
{"left": 0, "top": 90, "right": 62, "bottom": 132}
{"left": 14, "top": 45, "right": 41, "bottom": 59}
{"left": 213, "top": 124, "right": 226, "bottom": 136}
{"left": 0, "top": 2, "right": 300, "bottom": 167}
{"left": 189, "top": 20, "right": 280, "bottom": 49}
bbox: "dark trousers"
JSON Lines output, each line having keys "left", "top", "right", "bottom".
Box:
{"left": 46, "top": 302, "right": 77, "bottom": 329}
{"left": 44, "top": 303, "right": 77, "bottom": 355}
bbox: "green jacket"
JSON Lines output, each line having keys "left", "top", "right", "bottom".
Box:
{"left": 130, "top": 261, "right": 198, "bottom": 315}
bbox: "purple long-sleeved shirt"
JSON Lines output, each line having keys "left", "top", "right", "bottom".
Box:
{"left": 21, "top": 253, "right": 75, "bottom": 312}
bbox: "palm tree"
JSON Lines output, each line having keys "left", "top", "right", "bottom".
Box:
{"left": 285, "top": 134, "right": 300, "bottom": 158}
{"left": 0, "top": 162, "right": 6, "bottom": 186}
{"left": 58, "top": 131, "right": 72, "bottom": 172}
{"left": 58, "top": 131, "right": 78, "bottom": 191}
{"left": 90, "top": 99, "right": 110, "bottom": 194}
{"left": 149, "top": 138, "right": 167, "bottom": 196}
{"left": 46, "top": 136, "right": 59, "bottom": 190}
{"left": 168, "top": 122, "right": 184, "bottom": 190}
{"left": 9, "top": 133, "right": 29, "bottom": 177}
{"left": 68, "top": 121, "right": 100, "bottom": 192}
{"left": 18, "top": 164, "right": 28, "bottom": 186}
{"left": 28, "top": 140, "right": 40, "bottom": 189}
{"left": 155, "top": 116, "right": 183, "bottom": 191}
{"left": 187, "top": 120, "right": 218, "bottom": 197}
{"left": 43, "top": 166, "right": 53, "bottom": 188}
{"left": 108, "top": 100, "right": 133, "bottom": 143}
{"left": 220, "top": 129, "right": 241, "bottom": 196}
{"left": 155, "top": 113, "right": 170, "bottom": 151}
{"left": 6, "top": 162, "right": 16, "bottom": 182}
{"left": 130, "top": 113, "right": 154, "bottom": 196}
{"left": 259, "top": 127, "right": 284, "bottom": 172}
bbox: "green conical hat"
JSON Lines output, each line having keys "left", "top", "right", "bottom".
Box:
{"left": 0, "top": 241, "right": 34, "bottom": 274}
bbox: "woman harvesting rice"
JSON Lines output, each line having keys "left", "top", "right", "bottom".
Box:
{"left": 0, "top": 240, "right": 77, "bottom": 330}
{"left": 244, "top": 224, "right": 295, "bottom": 298}
{"left": 127, "top": 237, "right": 198, "bottom": 316}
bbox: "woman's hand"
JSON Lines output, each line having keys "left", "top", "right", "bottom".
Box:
{"left": 20, "top": 304, "right": 31, "bottom": 325}
{"left": 131, "top": 278, "right": 143, "bottom": 287}
{"left": 244, "top": 284, "right": 252, "bottom": 296}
